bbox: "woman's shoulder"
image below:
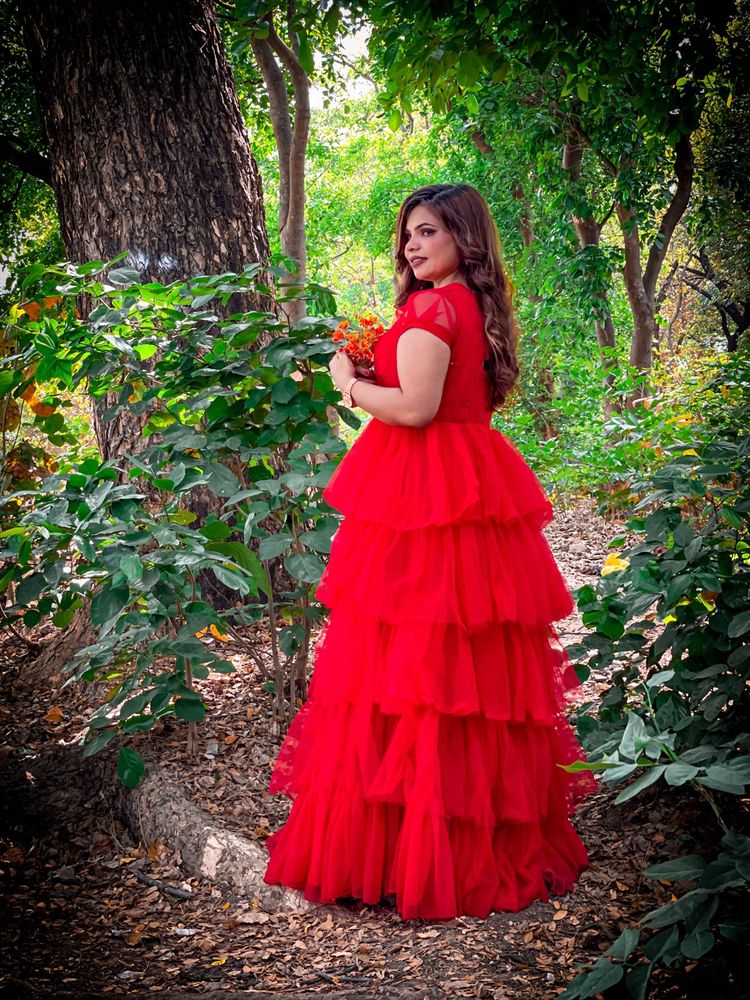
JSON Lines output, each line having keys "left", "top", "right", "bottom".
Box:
{"left": 397, "top": 285, "right": 464, "bottom": 344}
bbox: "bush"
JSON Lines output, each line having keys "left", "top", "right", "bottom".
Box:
{"left": 0, "top": 255, "right": 354, "bottom": 785}
{"left": 562, "top": 346, "right": 750, "bottom": 997}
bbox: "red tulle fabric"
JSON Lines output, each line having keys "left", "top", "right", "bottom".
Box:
{"left": 263, "top": 285, "right": 595, "bottom": 920}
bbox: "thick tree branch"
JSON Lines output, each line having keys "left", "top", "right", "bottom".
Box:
{"left": 656, "top": 259, "right": 679, "bottom": 308}
{"left": 470, "top": 129, "right": 493, "bottom": 155}
{"left": 251, "top": 36, "right": 293, "bottom": 232}
{"left": 0, "top": 132, "right": 51, "bottom": 184}
{"left": 266, "top": 17, "right": 309, "bottom": 271}
{"left": 550, "top": 109, "right": 618, "bottom": 177}
{"left": 643, "top": 135, "right": 694, "bottom": 307}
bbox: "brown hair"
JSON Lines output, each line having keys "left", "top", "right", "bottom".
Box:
{"left": 394, "top": 183, "right": 519, "bottom": 410}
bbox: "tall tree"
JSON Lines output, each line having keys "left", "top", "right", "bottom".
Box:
{"left": 17, "top": 0, "right": 271, "bottom": 457}
{"left": 3, "top": 0, "right": 274, "bottom": 668}
{"left": 359, "top": 0, "right": 737, "bottom": 402}
{"left": 219, "top": 1, "right": 349, "bottom": 323}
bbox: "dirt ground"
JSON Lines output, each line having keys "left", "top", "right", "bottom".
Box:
{"left": 0, "top": 496, "right": 740, "bottom": 998}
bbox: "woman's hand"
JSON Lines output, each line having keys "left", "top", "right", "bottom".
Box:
{"left": 329, "top": 349, "right": 376, "bottom": 395}
{"left": 329, "top": 348, "right": 356, "bottom": 390}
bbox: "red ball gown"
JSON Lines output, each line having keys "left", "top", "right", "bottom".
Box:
{"left": 262, "top": 281, "right": 596, "bottom": 920}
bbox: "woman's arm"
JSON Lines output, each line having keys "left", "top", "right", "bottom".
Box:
{"left": 330, "top": 327, "right": 451, "bottom": 428}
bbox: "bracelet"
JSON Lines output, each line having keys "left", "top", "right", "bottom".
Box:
{"left": 341, "top": 376, "right": 359, "bottom": 408}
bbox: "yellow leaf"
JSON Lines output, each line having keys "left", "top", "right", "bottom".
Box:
{"left": 602, "top": 553, "right": 630, "bottom": 575}
{"left": 44, "top": 706, "right": 64, "bottom": 724}
{"left": 210, "top": 624, "right": 229, "bottom": 641}
{"left": 195, "top": 626, "right": 210, "bottom": 638}
{"left": 210, "top": 957, "right": 228, "bottom": 967}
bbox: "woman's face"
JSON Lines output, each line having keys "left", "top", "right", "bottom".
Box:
{"left": 403, "top": 204, "right": 463, "bottom": 287}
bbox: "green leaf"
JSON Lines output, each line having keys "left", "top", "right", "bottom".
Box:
{"left": 174, "top": 696, "right": 206, "bottom": 722}
{"left": 205, "top": 541, "right": 270, "bottom": 594}
{"left": 388, "top": 108, "right": 402, "bottom": 131}
{"left": 665, "top": 574, "right": 693, "bottom": 607}
{"left": 699, "top": 765, "right": 746, "bottom": 795}
{"left": 204, "top": 461, "right": 240, "bottom": 497}
{"left": 644, "top": 854, "right": 706, "bottom": 881}
{"left": 16, "top": 572, "right": 46, "bottom": 604}
{"left": 107, "top": 267, "right": 142, "bottom": 286}
{"left": 625, "top": 963, "right": 652, "bottom": 1000}
{"left": 680, "top": 929, "right": 714, "bottom": 959}
{"left": 212, "top": 565, "right": 251, "bottom": 594}
{"left": 298, "top": 527, "right": 333, "bottom": 554}
{"left": 664, "top": 761, "right": 700, "bottom": 786}
{"left": 82, "top": 728, "right": 117, "bottom": 758}
{"left": 614, "top": 764, "right": 666, "bottom": 804}
{"left": 90, "top": 585, "right": 130, "bottom": 626}
{"left": 52, "top": 601, "right": 80, "bottom": 629}
{"left": 117, "top": 746, "right": 145, "bottom": 787}
{"left": 297, "top": 30, "right": 314, "bottom": 75}
{"left": 728, "top": 610, "right": 750, "bottom": 637}
{"left": 578, "top": 958, "right": 623, "bottom": 994}
{"left": 576, "top": 79, "right": 589, "bottom": 101}
{"left": 259, "top": 534, "right": 294, "bottom": 560}
{"left": 120, "top": 553, "right": 143, "bottom": 581}
{"left": 285, "top": 551, "right": 325, "bottom": 584}
{"left": 199, "top": 519, "right": 232, "bottom": 541}
{"left": 210, "top": 659, "right": 236, "bottom": 674}
{"left": 646, "top": 669, "right": 674, "bottom": 688}
{"left": 605, "top": 928, "right": 640, "bottom": 961}
{"left": 619, "top": 711, "right": 649, "bottom": 761}
{"left": 560, "top": 759, "right": 615, "bottom": 773}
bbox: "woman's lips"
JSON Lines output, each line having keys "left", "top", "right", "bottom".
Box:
{"left": 410, "top": 257, "right": 427, "bottom": 267}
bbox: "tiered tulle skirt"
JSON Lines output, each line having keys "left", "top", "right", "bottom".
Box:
{"left": 263, "top": 418, "right": 595, "bottom": 920}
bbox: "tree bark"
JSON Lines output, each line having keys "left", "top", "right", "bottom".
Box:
{"left": 615, "top": 136, "right": 694, "bottom": 403}
{"left": 251, "top": 15, "right": 310, "bottom": 325}
{"left": 22, "top": 0, "right": 271, "bottom": 460}
{"left": 562, "top": 139, "right": 620, "bottom": 419}
{"left": 20, "top": 0, "right": 274, "bottom": 655}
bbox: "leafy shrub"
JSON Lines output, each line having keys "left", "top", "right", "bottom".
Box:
{"left": 562, "top": 347, "right": 750, "bottom": 997}
{"left": 0, "top": 256, "right": 353, "bottom": 785}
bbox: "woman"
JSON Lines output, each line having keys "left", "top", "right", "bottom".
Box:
{"left": 262, "top": 183, "right": 595, "bottom": 921}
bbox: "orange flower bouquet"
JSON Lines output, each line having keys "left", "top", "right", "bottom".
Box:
{"left": 331, "top": 311, "right": 386, "bottom": 373}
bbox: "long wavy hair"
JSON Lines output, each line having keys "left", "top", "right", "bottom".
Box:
{"left": 394, "top": 183, "right": 519, "bottom": 410}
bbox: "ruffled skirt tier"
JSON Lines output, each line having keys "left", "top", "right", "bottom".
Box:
{"left": 263, "top": 419, "right": 595, "bottom": 919}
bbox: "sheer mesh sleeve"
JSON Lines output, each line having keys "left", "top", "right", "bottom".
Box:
{"left": 402, "top": 288, "right": 459, "bottom": 347}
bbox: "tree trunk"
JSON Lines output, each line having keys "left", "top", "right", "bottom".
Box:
{"left": 22, "top": 0, "right": 271, "bottom": 460}
{"left": 616, "top": 136, "right": 694, "bottom": 405}
{"left": 561, "top": 139, "right": 620, "bottom": 420}
{"left": 20, "top": 0, "right": 274, "bottom": 659}
{"left": 251, "top": 16, "right": 310, "bottom": 325}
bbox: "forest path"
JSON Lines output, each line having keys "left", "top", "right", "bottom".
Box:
{"left": 0, "top": 495, "right": 681, "bottom": 999}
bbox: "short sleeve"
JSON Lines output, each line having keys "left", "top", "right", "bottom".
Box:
{"left": 401, "top": 288, "right": 458, "bottom": 347}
